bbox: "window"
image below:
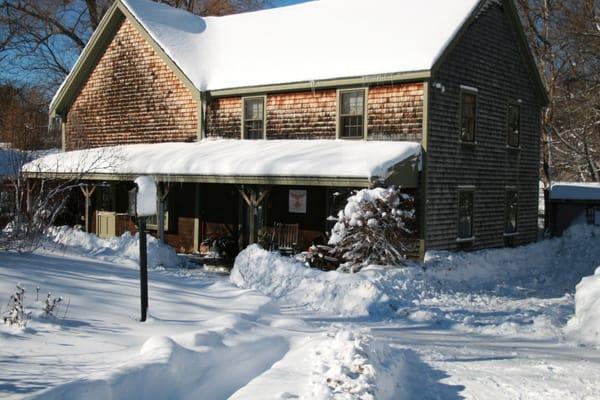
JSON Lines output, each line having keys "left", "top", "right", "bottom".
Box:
{"left": 505, "top": 190, "right": 518, "bottom": 234}
{"left": 507, "top": 103, "right": 520, "bottom": 147}
{"left": 458, "top": 189, "right": 474, "bottom": 239}
{"left": 243, "top": 97, "right": 265, "bottom": 139}
{"left": 147, "top": 211, "right": 169, "bottom": 231}
{"left": 460, "top": 90, "right": 477, "bottom": 142}
{"left": 339, "top": 89, "right": 365, "bottom": 138}
{"left": 586, "top": 207, "right": 600, "bottom": 226}
{"left": 97, "top": 185, "right": 115, "bottom": 212}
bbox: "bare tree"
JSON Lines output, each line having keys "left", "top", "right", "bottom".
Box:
{"left": 0, "top": 83, "right": 55, "bottom": 150}
{"left": 0, "top": 146, "right": 122, "bottom": 252}
{"left": 0, "top": 0, "right": 271, "bottom": 95}
{"left": 517, "top": 0, "right": 600, "bottom": 184}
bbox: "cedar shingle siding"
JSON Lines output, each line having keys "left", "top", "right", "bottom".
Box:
{"left": 205, "top": 83, "right": 423, "bottom": 141}
{"left": 65, "top": 19, "right": 198, "bottom": 150}
{"left": 425, "top": 3, "right": 542, "bottom": 250}
{"left": 368, "top": 83, "right": 423, "bottom": 141}
{"left": 205, "top": 97, "right": 243, "bottom": 138}
{"left": 267, "top": 90, "right": 337, "bottom": 139}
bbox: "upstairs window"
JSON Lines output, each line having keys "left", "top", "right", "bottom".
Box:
{"left": 458, "top": 189, "right": 474, "bottom": 239}
{"left": 505, "top": 190, "right": 518, "bottom": 234}
{"left": 507, "top": 103, "right": 521, "bottom": 147}
{"left": 339, "top": 89, "right": 366, "bottom": 138}
{"left": 243, "top": 97, "right": 265, "bottom": 139}
{"left": 460, "top": 89, "right": 477, "bottom": 142}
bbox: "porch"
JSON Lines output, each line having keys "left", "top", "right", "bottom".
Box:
{"left": 23, "top": 139, "right": 422, "bottom": 258}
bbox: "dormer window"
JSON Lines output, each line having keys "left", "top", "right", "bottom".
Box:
{"left": 243, "top": 96, "right": 265, "bottom": 139}
{"left": 339, "top": 89, "right": 366, "bottom": 138}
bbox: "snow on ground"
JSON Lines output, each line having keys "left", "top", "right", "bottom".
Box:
{"left": 45, "top": 226, "right": 180, "bottom": 268}
{"left": 566, "top": 266, "right": 600, "bottom": 346}
{"left": 0, "top": 245, "right": 291, "bottom": 399}
{"left": 233, "top": 225, "right": 600, "bottom": 335}
{"left": 2, "top": 224, "right": 600, "bottom": 398}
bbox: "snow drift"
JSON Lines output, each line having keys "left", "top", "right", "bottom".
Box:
{"left": 46, "top": 226, "right": 180, "bottom": 268}
{"left": 232, "top": 225, "right": 600, "bottom": 318}
{"left": 566, "top": 266, "right": 600, "bottom": 346}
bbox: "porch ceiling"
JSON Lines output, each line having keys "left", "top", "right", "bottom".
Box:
{"left": 22, "top": 139, "right": 422, "bottom": 188}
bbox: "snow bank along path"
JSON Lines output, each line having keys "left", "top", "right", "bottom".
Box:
{"left": 46, "top": 226, "right": 180, "bottom": 268}
{"left": 566, "top": 265, "right": 600, "bottom": 346}
{"left": 232, "top": 225, "right": 600, "bottom": 319}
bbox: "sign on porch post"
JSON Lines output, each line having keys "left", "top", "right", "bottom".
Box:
{"left": 129, "top": 176, "right": 157, "bottom": 322}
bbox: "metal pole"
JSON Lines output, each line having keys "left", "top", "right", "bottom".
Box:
{"left": 139, "top": 217, "right": 148, "bottom": 322}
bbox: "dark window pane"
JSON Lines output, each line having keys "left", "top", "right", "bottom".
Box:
{"left": 340, "top": 91, "right": 364, "bottom": 138}
{"left": 98, "top": 186, "right": 115, "bottom": 211}
{"left": 507, "top": 104, "right": 520, "bottom": 147}
{"left": 245, "top": 120, "right": 264, "bottom": 139}
{"left": 505, "top": 191, "right": 518, "bottom": 233}
{"left": 458, "top": 190, "right": 473, "bottom": 238}
{"left": 461, "top": 92, "right": 476, "bottom": 142}
{"left": 244, "top": 98, "right": 265, "bottom": 139}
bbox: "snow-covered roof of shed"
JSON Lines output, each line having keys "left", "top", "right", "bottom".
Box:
{"left": 550, "top": 182, "right": 600, "bottom": 201}
{"left": 23, "top": 139, "right": 421, "bottom": 181}
{"left": 120, "top": 0, "right": 480, "bottom": 91}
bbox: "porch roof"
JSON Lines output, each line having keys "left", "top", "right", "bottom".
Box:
{"left": 22, "top": 139, "right": 422, "bottom": 188}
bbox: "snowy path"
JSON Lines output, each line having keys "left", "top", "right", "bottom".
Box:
{"left": 0, "top": 251, "right": 293, "bottom": 399}
{"left": 274, "top": 306, "right": 600, "bottom": 400}
{"left": 2, "top": 242, "right": 600, "bottom": 399}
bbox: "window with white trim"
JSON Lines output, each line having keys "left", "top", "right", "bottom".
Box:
{"left": 339, "top": 89, "right": 365, "bottom": 138}
{"left": 243, "top": 97, "right": 265, "bottom": 139}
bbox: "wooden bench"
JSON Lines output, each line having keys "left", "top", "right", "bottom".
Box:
{"left": 270, "top": 222, "right": 299, "bottom": 255}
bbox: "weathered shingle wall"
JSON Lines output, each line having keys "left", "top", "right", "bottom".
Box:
{"left": 267, "top": 90, "right": 337, "bottom": 139}
{"left": 65, "top": 19, "right": 198, "bottom": 150}
{"left": 205, "top": 97, "right": 242, "bottom": 138}
{"left": 368, "top": 83, "right": 423, "bottom": 141}
{"left": 205, "top": 83, "right": 423, "bottom": 140}
{"left": 425, "top": 3, "right": 542, "bottom": 250}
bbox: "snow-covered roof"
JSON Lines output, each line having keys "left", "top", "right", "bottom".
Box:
{"left": 0, "top": 148, "right": 58, "bottom": 178}
{"left": 550, "top": 182, "right": 600, "bottom": 201}
{"left": 23, "top": 139, "right": 421, "bottom": 182}
{"left": 119, "top": 0, "right": 479, "bottom": 91}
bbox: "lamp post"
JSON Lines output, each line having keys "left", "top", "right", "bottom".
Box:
{"left": 129, "top": 176, "right": 157, "bottom": 322}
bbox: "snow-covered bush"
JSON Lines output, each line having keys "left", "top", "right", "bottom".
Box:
{"left": 329, "top": 187, "right": 416, "bottom": 270}
{"left": 565, "top": 266, "right": 600, "bottom": 346}
{"left": 3, "top": 284, "right": 31, "bottom": 327}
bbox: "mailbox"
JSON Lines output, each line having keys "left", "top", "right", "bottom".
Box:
{"left": 128, "top": 187, "right": 138, "bottom": 217}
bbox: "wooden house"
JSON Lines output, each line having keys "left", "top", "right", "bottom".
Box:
{"left": 24, "top": 0, "right": 548, "bottom": 257}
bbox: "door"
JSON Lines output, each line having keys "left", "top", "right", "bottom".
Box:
{"left": 96, "top": 211, "right": 116, "bottom": 238}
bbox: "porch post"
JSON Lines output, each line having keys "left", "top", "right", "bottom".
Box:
{"left": 193, "top": 184, "right": 201, "bottom": 253}
{"left": 157, "top": 183, "right": 171, "bottom": 243}
{"left": 80, "top": 184, "right": 96, "bottom": 234}
{"left": 238, "top": 186, "right": 272, "bottom": 245}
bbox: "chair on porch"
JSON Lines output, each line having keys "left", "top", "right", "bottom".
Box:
{"left": 270, "top": 222, "right": 299, "bottom": 255}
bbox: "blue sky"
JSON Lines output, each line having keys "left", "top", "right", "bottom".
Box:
{"left": 273, "top": 0, "right": 311, "bottom": 7}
